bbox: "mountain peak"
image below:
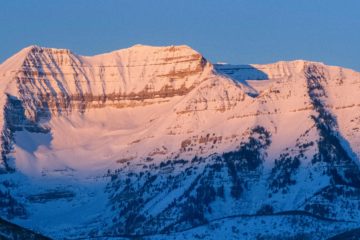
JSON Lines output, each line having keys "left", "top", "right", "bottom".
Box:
{"left": 27, "top": 45, "right": 72, "bottom": 55}
{"left": 99, "top": 44, "right": 204, "bottom": 60}
{"left": 127, "top": 44, "right": 195, "bottom": 51}
{"left": 17, "top": 45, "right": 73, "bottom": 56}
{"left": 0, "top": 45, "right": 74, "bottom": 73}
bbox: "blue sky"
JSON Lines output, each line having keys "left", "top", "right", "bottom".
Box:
{"left": 1, "top": 0, "right": 359, "bottom": 70}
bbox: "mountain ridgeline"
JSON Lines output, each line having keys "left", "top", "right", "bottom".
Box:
{"left": 0, "top": 45, "right": 360, "bottom": 239}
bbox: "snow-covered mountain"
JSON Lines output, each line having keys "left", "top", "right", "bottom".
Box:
{"left": 1, "top": 44, "right": 360, "bottom": 239}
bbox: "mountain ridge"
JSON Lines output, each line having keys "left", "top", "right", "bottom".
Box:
{"left": 3, "top": 44, "right": 354, "bottom": 76}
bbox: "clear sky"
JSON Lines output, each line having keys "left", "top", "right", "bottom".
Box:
{"left": 1, "top": 0, "right": 359, "bottom": 70}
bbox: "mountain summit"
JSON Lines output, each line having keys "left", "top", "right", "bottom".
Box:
{"left": 1, "top": 45, "right": 360, "bottom": 239}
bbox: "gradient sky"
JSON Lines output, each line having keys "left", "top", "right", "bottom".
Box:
{"left": 1, "top": 0, "right": 359, "bottom": 70}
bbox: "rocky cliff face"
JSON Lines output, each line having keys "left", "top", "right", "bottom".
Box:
{"left": 1, "top": 45, "right": 360, "bottom": 239}
{"left": 2, "top": 45, "right": 212, "bottom": 116}
{"left": 0, "top": 44, "right": 217, "bottom": 170}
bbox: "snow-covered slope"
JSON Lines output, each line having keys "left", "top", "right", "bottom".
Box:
{"left": 0, "top": 44, "right": 249, "bottom": 174}
{"left": 0, "top": 44, "right": 360, "bottom": 239}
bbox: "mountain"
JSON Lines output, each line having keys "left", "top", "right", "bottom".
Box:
{"left": 0, "top": 44, "right": 360, "bottom": 239}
